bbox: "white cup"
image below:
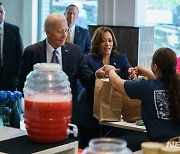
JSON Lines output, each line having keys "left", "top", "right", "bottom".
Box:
{"left": 141, "top": 142, "right": 163, "bottom": 154}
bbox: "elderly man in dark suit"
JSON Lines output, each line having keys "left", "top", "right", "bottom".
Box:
{"left": 17, "top": 13, "right": 105, "bottom": 127}
{"left": 0, "top": 2, "right": 23, "bottom": 91}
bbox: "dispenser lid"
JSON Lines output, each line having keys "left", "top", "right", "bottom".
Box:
{"left": 33, "top": 63, "right": 62, "bottom": 71}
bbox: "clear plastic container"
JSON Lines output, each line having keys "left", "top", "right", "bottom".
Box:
{"left": 82, "top": 138, "right": 132, "bottom": 154}
{"left": 23, "top": 63, "right": 76, "bottom": 143}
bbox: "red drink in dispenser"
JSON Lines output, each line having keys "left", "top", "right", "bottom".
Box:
{"left": 24, "top": 93, "right": 72, "bottom": 143}
{"left": 23, "top": 63, "right": 75, "bottom": 143}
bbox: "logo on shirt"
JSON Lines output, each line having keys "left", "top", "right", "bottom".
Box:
{"left": 154, "top": 90, "right": 169, "bottom": 119}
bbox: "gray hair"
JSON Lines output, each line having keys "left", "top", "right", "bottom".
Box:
{"left": 44, "top": 13, "right": 67, "bottom": 31}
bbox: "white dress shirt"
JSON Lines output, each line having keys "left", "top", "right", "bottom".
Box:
{"left": 46, "top": 39, "right": 62, "bottom": 66}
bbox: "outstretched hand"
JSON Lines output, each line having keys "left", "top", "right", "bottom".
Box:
{"left": 95, "top": 65, "right": 120, "bottom": 78}
{"left": 95, "top": 65, "right": 106, "bottom": 78}
{"left": 134, "top": 65, "right": 155, "bottom": 79}
{"left": 135, "top": 66, "right": 149, "bottom": 76}
{"left": 104, "top": 65, "right": 120, "bottom": 76}
{"left": 128, "top": 67, "right": 138, "bottom": 80}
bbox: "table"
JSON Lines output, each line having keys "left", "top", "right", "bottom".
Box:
{"left": 99, "top": 120, "right": 146, "bottom": 132}
{"left": 0, "top": 126, "right": 78, "bottom": 154}
{"left": 0, "top": 126, "right": 27, "bottom": 141}
{"left": 100, "top": 120, "right": 145, "bottom": 154}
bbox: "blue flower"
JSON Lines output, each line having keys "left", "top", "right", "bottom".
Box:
{"left": 0, "top": 90, "right": 22, "bottom": 125}
{"left": 13, "top": 91, "right": 23, "bottom": 100}
{"left": 0, "top": 90, "right": 22, "bottom": 109}
{"left": 0, "top": 90, "right": 8, "bottom": 104}
{"left": 7, "top": 91, "right": 15, "bottom": 102}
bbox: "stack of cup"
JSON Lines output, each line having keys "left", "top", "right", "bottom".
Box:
{"left": 141, "top": 141, "right": 180, "bottom": 154}
{"left": 141, "top": 142, "right": 163, "bottom": 154}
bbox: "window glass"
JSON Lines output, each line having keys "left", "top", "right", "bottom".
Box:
{"left": 146, "top": 0, "right": 180, "bottom": 57}
{"left": 52, "top": 0, "right": 97, "bottom": 29}
{"left": 38, "top": 0, "right": 97, "bottom": 41}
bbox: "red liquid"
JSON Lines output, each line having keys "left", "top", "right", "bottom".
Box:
{"left": 24, "top": 95, "right": 72, "bottom": 143}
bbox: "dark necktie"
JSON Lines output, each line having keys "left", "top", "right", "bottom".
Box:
{"left": 51, "top": 50, "right": 59, "bottom": 64}
{"left": 66, "top": 29, "right": 72, "bottom": 43}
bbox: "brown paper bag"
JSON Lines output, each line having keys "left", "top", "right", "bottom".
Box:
{"left": 122, "top": 96, "right": 141, "bottom": 122}
{"left": 93, "top": 78, "right": 123, "bottom": 121}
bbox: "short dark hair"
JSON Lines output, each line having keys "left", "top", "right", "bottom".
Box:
{"left": 65, "top": 4, "right": 79, "bottom": 13}
{"left": 0, "top": 2, "right": 3, "bottom": 5}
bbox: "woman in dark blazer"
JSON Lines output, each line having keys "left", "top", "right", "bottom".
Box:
{"left": 78, "top": 26, "right": 135, "bottom": 148}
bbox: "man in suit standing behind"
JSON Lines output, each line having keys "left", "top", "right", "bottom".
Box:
{"left": 0, "top": 2, "right": 23, "bottom": 91}
{"left": 64, "top": 4, "right": 91, "bottom": 96}
{"left": 64, "top": 4, "right": 91, "bottom": 55}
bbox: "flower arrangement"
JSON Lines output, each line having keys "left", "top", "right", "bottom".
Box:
{"left": 0, "top": 90, "right": 22, "bottom": 127}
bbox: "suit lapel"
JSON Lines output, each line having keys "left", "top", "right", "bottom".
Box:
{"left": 61, "top": 44, "right": 69, "bottom": 72}
{"left": 38, "top": 40, "right": 47, "bottom": 63}
{"left": 3, "top": 23, "right": 11, "bottom": 53}
{"left": 110, "top": 57, "right": 118, "bottom": 68}
{"left": 93, "top": 58, "right": 103, "bottom": 70}
{"left": 92, "top": 57, "right": 117, "bottom": 70}
{"left": 74, "top": 26, "right": 79, "bottom": 44}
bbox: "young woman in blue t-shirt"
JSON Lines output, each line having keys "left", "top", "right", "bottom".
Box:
{"left": 105, "top": 47, "right": 180, "bottom": 142}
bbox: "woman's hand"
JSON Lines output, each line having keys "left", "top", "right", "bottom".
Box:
{"left": 104, "top": 65, "right": 120, "bottom": 77}
{"left": 135, "top": 65, "right": 155, "bottom": 79}
{"left": 128, "top": 67, "right": 138, "bottom": 80}
{"left": 95, "top": 65, "right": 107, "bottom": 78}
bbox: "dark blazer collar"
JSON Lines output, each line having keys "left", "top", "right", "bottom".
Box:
{"left": 3, "top": 22, "right": 12, "bottom": 51}
{"left": 93, "top": 55, "right": 118, "bottom": 69}
{"left": 61, "top": 43, "right": 69, "bottom": 71}
{"left": 37, "top": 40, "right": 47, "bottom": 63}
{"left": 74, "top": 25, "right": 81, "bottom": 43}
{"left": 93, "top": 56, "right": 104, "bottom": 70}
{"left": 110, "top": 56, "right": 118, "bottom": 68}
{"left": 4, "top": 22, "right": 10, "bottom": 36}
{"left": 75, "top": 25, "right": 80, "bottom": 31}
{"left": 39, "top": 40, "right": 69, "bottom": 71}
{"left": 4, "top": 22, "right": 13, "bottom": 34}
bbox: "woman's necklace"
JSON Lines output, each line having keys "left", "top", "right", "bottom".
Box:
{"left": 102, "top": 58, "right": 110, "bottom": 65}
